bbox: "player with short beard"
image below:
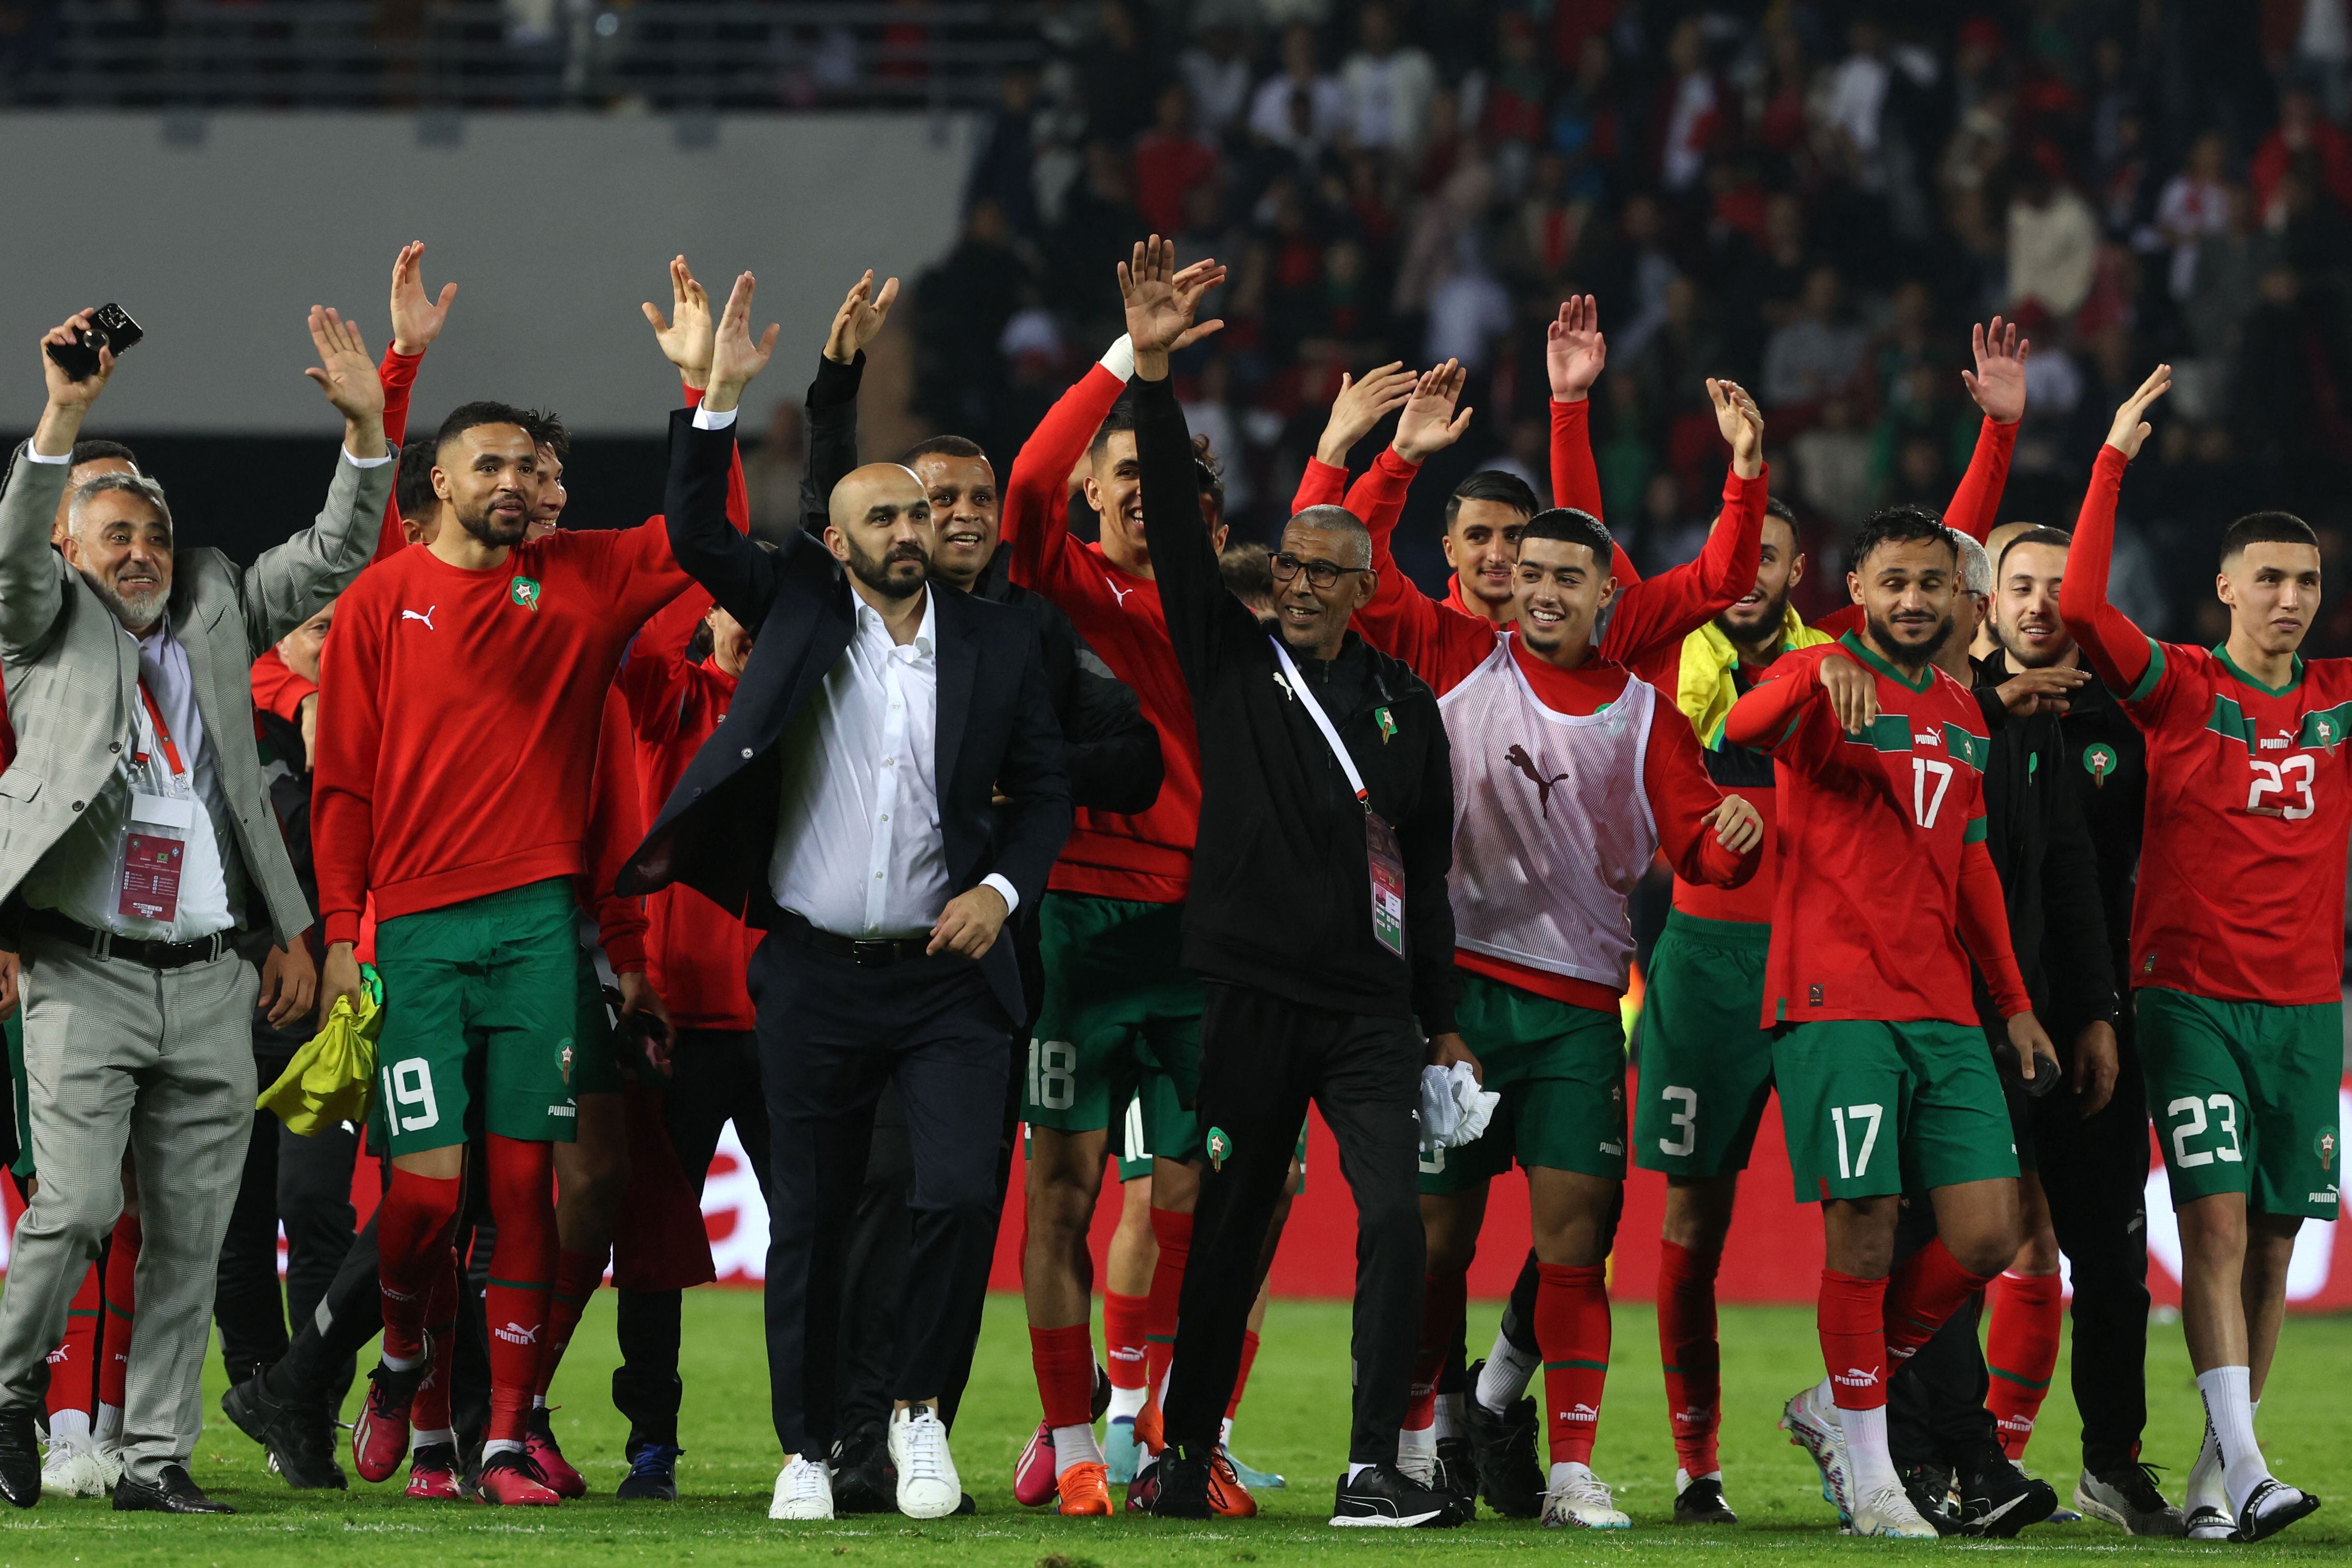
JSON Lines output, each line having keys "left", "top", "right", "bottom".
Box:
{"left": 1724, "top": 507, "right": 2058, "bottom": 1540}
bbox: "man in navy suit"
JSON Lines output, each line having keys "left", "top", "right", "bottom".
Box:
{"left": 620, "top": 273, "right": 1070, "bottom": 1524}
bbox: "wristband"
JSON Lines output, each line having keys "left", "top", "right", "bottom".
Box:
{"left": 1099, "top": 335, "right": 1137, "bottom": 382}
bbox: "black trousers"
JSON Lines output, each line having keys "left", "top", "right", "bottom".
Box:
{"left": 612, "top": 1027, "right": 773, "bottom": 1450}
{"left": 1165, "top": 981, "right": 1424, "bottom": 1467}
{"left": 750, "top": 933, "right": 1012, "bottom": 1457}
{"left": 213, "top": 1097, "right": 362, "bottom": 1388}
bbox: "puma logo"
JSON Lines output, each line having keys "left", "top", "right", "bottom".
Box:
{"left": 1505, "top": 743, "right": 1569, "bottom": 817}
{"left": 401, "top": 606, "right": 437, "bottom": 631}
{"left": 1106, "top": 577, "right": 1136, "bottom": 607}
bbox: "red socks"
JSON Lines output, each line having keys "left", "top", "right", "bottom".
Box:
{"left": 1143, "top": 1208, "right": 1192, "bottom": 1399}
{"left": 1656, "top": 1239, "right": 1722, "bottom": 1477}
{"left": 1103, "top": 1290, "right": 1149, "bottom": 1392}
{"left": 1407, "top": 1272, "right": 1467, "bottom": 1431}
{"left": 534, "top": 1247, "right": 608, "bottom": 1399}
{"left": 1535, "top": 1262, "right": 1610, "bottom": 1466}
{"left": 1226, "top": 1329, "right": 1260, "bottom": 1421}
{"left": 1818, "top": 1269, "right": 1889, "bottom": 1411}
{"left": 1884, "top": 1238, "right": 1996, "bottom": 1365}
{"left": 1029, "top": 1323, "right": 1097, "bottom": 1428}
{"left": 100, "top": 1213, "right": 141, "bottom": 1410}
{"left": 482, "top": 1135, "right": 557, "bottom": 1447}
{"left": 412, "top": 1253, "right": 460, "bottom": 1437}
{"left": 45, "top": 1266, "right": 101, "bottom": 1420}
{"left": 376, "top": 1170, "right": 463, "bottom": 1363}
{"left": 1986, "top": 1270, "right": 2064, "bottom": 1460}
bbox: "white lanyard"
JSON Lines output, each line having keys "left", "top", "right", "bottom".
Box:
{"left": 1270, "top": 635, "right": 1369, "bottom": 808}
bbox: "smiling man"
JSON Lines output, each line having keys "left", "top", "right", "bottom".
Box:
{"left": 2059, "top": 367, "right": 2337, "bottom": 1545}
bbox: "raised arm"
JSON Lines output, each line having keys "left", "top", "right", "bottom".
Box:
{"left": 240, "top": 306, "right": 394, "bottom": 652}
{"left": 1600, "top": 379, "right": 1766, "bottom": 665}
{"left": 1289, "top": 362, "right": 1417, "bottom": 513}
{"left": 643, "top": 255, "right": 752, "bottom": 542}
{"left": 1546, "top": 295, "right": 1608, "bottom": 516}
{"left": 2058, "top": 366, "right": 2171, "bottom": 695}
{"left": 796, "top": 269, "right": 898, "bottom": 534}
{"left": 1944, "top": 316, "right": 2028, "bottom": 542}
{"left": 370, "top": 241, "right": 456, "bottom": 560}
{"left": 0, "top": 310, "right": 107, "bottom": 658}
{"left": 1124, "top": 238, "right": 1235, "bottom": 690}
{"left": 1002, "top": 342, "right": 1136, "bottom": 591}
{"left": 665, "top": 272, "right": 784, "bottom": 629}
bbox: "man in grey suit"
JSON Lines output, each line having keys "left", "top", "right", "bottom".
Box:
{"left": 0, "top": 305, "right": 393, "bottom": 1513}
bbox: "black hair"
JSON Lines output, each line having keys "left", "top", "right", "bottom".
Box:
{"left": 1517, "top": 506, "right": 1613, "bottom": 561}
{"left": 396, "top": 440, "right": 439, "bottom": 523}
{"left": 68, "top": 438, "right": 138, "bottom": 470}
{"left": 903, "top": 434, "right": 991, "bottom": 466}
{"left": 1849, "top": 504, "right": 1959, "bottom": 572}
{"left": 1995, "top": 524, "right": 2072, "bottom": 575}
{"left": 2220, "top": 510, "right": 2319, "bottom": 566}
{"left": 1089, "top": 396, "right": 1138, "bottom": 458}
{"left": 1193, "top": 433, "right": 1226, "bottom": 521}
{"left": 434, "top": 400, "right": 538, "bottom": 454}
{"left": 518, "top": 408, "right": 570, "bottom": 461}
{"left": 1444, "top": 469, "right": 1539, "bottom": 528}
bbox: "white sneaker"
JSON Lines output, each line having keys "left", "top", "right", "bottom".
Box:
{"left": 89, "top": 1442, "right": 124, "bottom": 1493}
{"left": 40, "top": 1437, "right": 111, "bottom": 1499}
{"left": 888, "top": 1404, "right": 961, "bottom": 1520}
{"left": 1540, "top": 1463, "right": 1631, "bottom": 1529}
{"left": 1781, "top": 1380, "right": 1856, "bottom": 1526}
{"left": 1849, "top": 1479, "right": 1941, "bottom": 1539}
{"left": 769, "top": 1455, "right": 834, "bottom": 1520}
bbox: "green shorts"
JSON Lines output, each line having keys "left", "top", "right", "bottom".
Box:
{"left": 571, "top": 945, "right": 624, "bottom": 1098}
{"left": 1027, "top": 892, "right": 1203, "bottom": 1164}
{"left": 1774, "top": 1017, "right": 2017, "bottom": 1203}
{"left": 2136, "top": 987, "right": 2342, "bottom": 1221}
{"left": 1115, "top": 1086, "right": 1308, "bottom": 1188}
{"left": 373, "top": 879, "right": 582, "bottom": 1154}
{"left": 1633, "top": 913, "right": 1776, "bottom": 1178}
{"left": 1421, "top": 971, "right": 1627, "bottom": 1192}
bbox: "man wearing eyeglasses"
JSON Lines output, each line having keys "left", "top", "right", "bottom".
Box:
{"left": 1104, "top": 239, "right": 1466, "bottom": 1529}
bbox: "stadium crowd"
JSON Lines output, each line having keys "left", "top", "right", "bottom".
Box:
{"left": 0, "top": 0, "right": 2340, "bottom": 1552}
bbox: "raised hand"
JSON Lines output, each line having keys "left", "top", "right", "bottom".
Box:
{"left": 2104, "top": 363, "right": 2171, "bottom": 460}
{"left": 1546, "top": 294, "right": 1607, "bottom": 402}
{"left": 388, "top": 240, "right": 458, "bottom": 356}
{"left": 1961, "top": 315, "right": 2030, "bottom": 425}
{"left": 824, "top": 269, "right": 901, "bottom": 366}
{"left": 1707, "top": 376, "right": 1764, "bottom": 478}
{"left": 1393, "top": 359, "right": 1473, "bottom": 464}
{"left": 642, "top": 255, "right": 717, "bottom": 385}
{"left": 1118, "top": 235, "right": 1226, "bottom": 376}
{"left": 39, "top": 309, "right": 111, "bottom": 412}
{"left": 305, "top": 306, "right": 387, "bottom": 455}
{"left": 705, "top": 271, "right": 781, "bottom": 414}
{"left": 1316, "top": 362, "right": 1417, "bottom": 465}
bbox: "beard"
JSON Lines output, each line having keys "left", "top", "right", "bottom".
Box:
{"left": 845, "top": 535, "right": 930, "bottom": 599}
{"left": 1712, "top": 582, "right": 1792, "bottom": 643}
{"left": 90, "top": 574, "right": 165, "bottom": 633}
{"left": 1997, "top": 621, "right": 2074, "bottom": 670}
{"left": 457, "top": 495, "right": 529, "bottom": 548}
{"left": 1867, "top": 607, "right": 1952, "bottom": 671}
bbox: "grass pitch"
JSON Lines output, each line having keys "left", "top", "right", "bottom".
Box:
{"left": 0, "top": 1291, "right": 2345, "bottom": 1565}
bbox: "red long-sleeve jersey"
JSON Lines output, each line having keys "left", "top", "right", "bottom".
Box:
{"left": 372, "top": 346, "right": 424, "bottom": 561}
{"left": 580, "top": 686, "right": 648, "bottom": 974}
{"left": 1001, "top": 363, "right": 1201, "bottom": 903}
{"left": 312, "top": 518, "right": 690, "bottom": 946}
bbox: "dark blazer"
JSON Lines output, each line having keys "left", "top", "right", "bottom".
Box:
{"left": 618, "top": 411, "right": 1072, "bottom": 1023}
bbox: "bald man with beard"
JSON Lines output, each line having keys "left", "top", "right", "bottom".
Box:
{"left": 619, "top": 274, "right": 1070, "bottom": 1524}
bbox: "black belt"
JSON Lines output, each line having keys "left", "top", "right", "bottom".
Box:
{"left": 23, "top": 906, "right": 231, "bottom": 969}
{"left": 776, "top": 914, "right": 932, "bottom": 968}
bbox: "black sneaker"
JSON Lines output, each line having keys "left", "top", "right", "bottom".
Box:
{"left": 1900, "top": 1463, "right": 1965, "bottom": 1536}
{"left": 616, "top": 1440, "right": 681, "bottom": 1502}
{"left": 1958, "top": 1450, "right": 2057, "bottom": 1537}
{"left": 1149, "top": 1451, "right": 1214, "bottom": 1519}
{"left": 1674, "top": 1473, "right": 1738, "bottom": 1525}
{"left": 2073, "top": 1459, "right": 2184, "bottom": 1535}
{"left": 1331, "top": 1463, "right": 1470, "bottom": 1528}
{"left": 1460, "top": 1367, "right": 1543, "bottom": 1519}
{"left": 1433, "top": 1435, "right": 1477, "bottom": 1518}
{"left": 222, "top": 1371, "right": 348, "bottom": 1490}
{"left": 829, "top": 1421, "right": 895, "bottom": 1514}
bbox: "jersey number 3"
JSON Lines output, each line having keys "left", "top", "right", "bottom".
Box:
{"left": 2247, "top": 755, "right": 2315, "bottom": 820}
{"left": 1911, "top": 757, "right": 1954, "bottom": 829}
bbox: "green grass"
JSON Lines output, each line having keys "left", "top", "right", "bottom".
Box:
{"left": 2, "top": 1292, "right": 2347, "bottom": 1565}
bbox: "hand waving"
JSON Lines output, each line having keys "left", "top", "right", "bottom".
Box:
{"left": 705, "top": 271, "right": 781, "bottom": 414}
{"left": 1707, "top": 376, "right": 1764, "bottom": 478}
{"left": 2104, "top": 363, "right": 2171, "bottom": 460}
{"left": 305, "top": 307, "right": 386, "bottom": 452}
{"left": 1961, "top": 316, "right": 2030, "bottom": 425}
{"left": 642, "top": 255, "right": 717, "bottom": 385}
{"left": 824, "top": 269, "right": 901, "bottom": 365}
{"left": 1316, "top": 362, "right": 1417, "bottom": 465}
{"left": 388, "top": 241, "right": 458, "bottom": 356}
{"left": 1118, "top": 235, "right": 1226, "bottom": 376}
{"left": 1546, "top": 294, "right": 1607, "bottom": 402}
{"left": 1393, "top": 360, "right": 1473, "bottom": 464}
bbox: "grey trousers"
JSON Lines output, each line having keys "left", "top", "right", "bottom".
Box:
{"left": 0, "top": 932, "right": 257, "bottom": 1485}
